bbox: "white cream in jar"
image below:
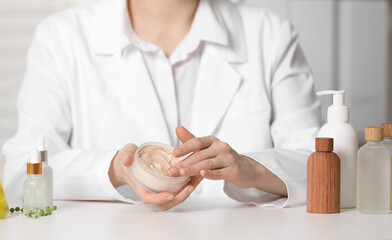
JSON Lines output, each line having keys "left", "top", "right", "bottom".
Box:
{"left": 138, "top": 145, "right": 181, "bottom": 175}
{"left": 129, "top": 142, "right": 190, "bottom": 194}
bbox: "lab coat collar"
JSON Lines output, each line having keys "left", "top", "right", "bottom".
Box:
{"left": 191, "top": 0, "right": 228, "bottom": 47}
{"left": 92, "top": 0, "right": 247, "bottom": 63}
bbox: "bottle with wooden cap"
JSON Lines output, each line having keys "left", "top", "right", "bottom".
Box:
{"left": 380, "top": 124, "right": 392, "bottom": 210}
{"left": 357, "top": 127, "right": 390, "bottom": 214}
{"left": 23, "top": 149, "right": 45, "bottom": 213}
{"left": 307, "top": 138, "right": 340, "bottom": 214}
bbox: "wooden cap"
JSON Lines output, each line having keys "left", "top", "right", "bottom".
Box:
{"left": 315, "top": 138, "right": 334, "bottom": 152}
{"left": 380, "top": 124, "right": 392, "bottom": 137}
{"left": 365, "top": 127, "right": 383, "bottom": 141}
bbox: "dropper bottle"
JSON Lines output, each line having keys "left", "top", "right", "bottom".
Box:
{"left": 37, "top": 137, "right": 53, "bottom": 207}
{"left": 23, "top": 149, "right": 45, "bottom": 213}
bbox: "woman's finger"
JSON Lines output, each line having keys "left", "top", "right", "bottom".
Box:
{"left": 168, "top": 148, "right": 218, "bottom": 176}
{"left": 137, "top": 187, "right": 175, "bottom": 205}
{"left": 179, "top": 157, "right": 229, "bottom": 176}
{"left": 156, "top": 175, "right": 203, "bottom": 211}
{"left": 173, "top": 136, "right": 215, "bottom": 157}
{"left": 175, "top": 126, "right": 195, "bottom": 144}
{"left": 200, "top": 167, "right": 231, "bottom": 180}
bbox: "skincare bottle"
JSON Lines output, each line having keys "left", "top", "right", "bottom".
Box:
{"left": 37, "top": 137, "right": 53, "bottom": 207}
{"left": 317, "top": 90, "right": 358, "bottom": 208}
{"left": 23, "top": 149, "right": 45, "bottom": 213}
{"left": 0, "top": 154, "right": 8, "bottom": 219}
{"left": 357, "top": 127, "right": 390, "bottom": 214}
{"left": 380, "top": 123, "right": 392, "bottom": 209}
{"left": 307, "top": 138, "right": 340, "bottom": 214}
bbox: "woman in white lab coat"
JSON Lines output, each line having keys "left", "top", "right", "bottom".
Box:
{"left": 2, "top": 0, "right": 321, "bottom": 210}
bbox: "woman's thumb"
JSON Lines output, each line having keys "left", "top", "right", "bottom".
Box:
{"left": 122, "top": 154, "right": 133, "bottom": 167}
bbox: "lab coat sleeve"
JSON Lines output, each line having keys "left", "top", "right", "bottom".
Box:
{"left": 1, "top": 21, "right": 131, "bottom": 203}
{"left": 224, "top": 20, "right": 322, "bottom": 208}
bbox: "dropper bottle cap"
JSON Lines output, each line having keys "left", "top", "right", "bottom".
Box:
{"left": 27, "top": 149, "right": 42, "bottom": 175}
{"left": 317, "top": 90, "right": 349, "bottom": 122}
{"left": 365, "top": 127, "right": 383, "bottom": 142}
{"left": 37, "top": 136, "right": 48, "bottom": 163}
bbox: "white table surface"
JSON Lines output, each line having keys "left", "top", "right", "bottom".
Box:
{"left": 1, "top": 197, "right": 391, "bottom": 240}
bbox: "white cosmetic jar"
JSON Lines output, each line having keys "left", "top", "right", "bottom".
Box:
{"left": 128, "top": 142, "right": 190, "bottom": 194}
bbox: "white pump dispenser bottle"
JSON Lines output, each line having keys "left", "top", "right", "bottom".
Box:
{"left": 317, "top": 90, "right": 358, "bottom": 208}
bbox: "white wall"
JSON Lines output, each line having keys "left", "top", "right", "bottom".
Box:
{"left": 0, "top": 0, "right": 390, "bottom": 147}
{"left": 0, "top": 0, "right": 86, "bottom": 146}
{"left": 239, "top": 0, "right": 391, "bottom": 143}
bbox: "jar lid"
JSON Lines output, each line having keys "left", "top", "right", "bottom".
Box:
{"left": 315, "top": 138, "right": 333, "bottom": 152}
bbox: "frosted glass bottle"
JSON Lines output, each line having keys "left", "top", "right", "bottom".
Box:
{"left": 357, "top": 127, "right": 390, "bottom": 214}
{"left": 23, "top": 176, "right": 45, "bottom": 212}
{"left": 42, "top": 162, "right": 53, "bottom": 207}
{"left": 380, "top": 123, "right": 392, "bottom": 209}
{"left": 23, "top": 149, "right": 45, "bottom": 213}
{"left": 38, "top": 136, "right": 53, "bottom": 207}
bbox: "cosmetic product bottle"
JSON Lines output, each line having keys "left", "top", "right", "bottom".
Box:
{"left": 307, "top": 138, "right": 340, "bottom": 214}
{"left": 357, "top": 127, "right": 390, "bottom": 214}
{"left": 380, "top": 123, "right": 392, "bottom": 210}
{"left": 37, "top": 137, "right": 53, "bottom": 207}
{"left": 0, "top": 154, "right": 8, "bottom": 219}
{"left": 23, "top": 149, "right": 45, "bottom": 213}
{"left": 317, "top": 90, "right": 358, "bottom": 208}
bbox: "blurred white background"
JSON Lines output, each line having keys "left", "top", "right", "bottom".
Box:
{"left": 0, "top": 0, "right": 391, "bottom": 147}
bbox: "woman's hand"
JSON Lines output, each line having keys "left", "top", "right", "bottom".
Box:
{"left": 108, "top": 143, "right": 203, "bottom": 211}
{"left": 168, "top": 126, "right": 287, "bottom": 196}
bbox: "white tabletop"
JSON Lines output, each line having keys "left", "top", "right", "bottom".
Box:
{"left": 1, "top": 197, "right": 391, "bottom": 240}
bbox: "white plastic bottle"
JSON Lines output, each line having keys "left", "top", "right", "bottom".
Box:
{"left": 380, "top": 123, "right": 392, "bottom": 209}
{"left": 317, "top": 90, "right": 358, "bottom": 208}
{"left": 37, "top": 137, "right": 53, "bottom": 207}
{"left": 357, "top": 127, "right": 390, "bottom": 214}
{"left": 23, "top": 149, "right": 45, "bottom": 213}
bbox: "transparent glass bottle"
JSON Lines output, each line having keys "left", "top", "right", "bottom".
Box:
{"left": 23, "top": 149, "right": 45, "bottom": 213}
{"left": 42, "top": 162, "right": 53, "bottom": 207}
{"left": 357, "top": 127, "right": 390, "bottom": 214}
{"left": 380, "top": 124, "right": 392, "bottom": 209}
{"left": 38, "top": 137, "right": 53, "bottom": 207}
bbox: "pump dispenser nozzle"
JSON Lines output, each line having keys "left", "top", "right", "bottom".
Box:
{"left": 317, "top": 90, "right": 349, "bottom": 122}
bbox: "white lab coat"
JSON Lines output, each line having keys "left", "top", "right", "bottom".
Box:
{"left": 2, "top": 0, "right": 322, "bottom": 208}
